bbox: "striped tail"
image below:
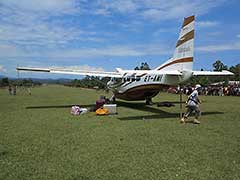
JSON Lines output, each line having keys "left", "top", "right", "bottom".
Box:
{"left": 156, "top": 15, "right": 194, "bottom": 71}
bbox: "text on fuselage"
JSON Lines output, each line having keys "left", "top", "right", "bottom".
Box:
{"left": 144, "top": 75, "right": 163, "bottom": 82}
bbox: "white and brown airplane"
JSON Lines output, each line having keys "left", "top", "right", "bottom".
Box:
{"left": 17, "top": 15, "right": 233, "bottom": 103}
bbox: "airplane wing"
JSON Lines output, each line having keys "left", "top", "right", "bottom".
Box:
{"left": 16, "top": 67, "right": 123, "bottom": 78}
{"left": 122, "top": 70, "right": 182, "bottom": 76}
{"left": 192, "top": 70, "right": 234, "bottom": 76}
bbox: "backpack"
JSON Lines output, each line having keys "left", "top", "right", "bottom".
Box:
{"left": 71, "top": 106, "right": 81, "bottom": 115}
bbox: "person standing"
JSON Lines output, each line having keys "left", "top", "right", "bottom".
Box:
{"left": 180, "top": 84, "right": 201, "bottom": 124}
{"left": 8, "top": 85, "right": 12, "bottom": 95}
{"left": 13, "top": 86, "right": 17, "bottom": 95}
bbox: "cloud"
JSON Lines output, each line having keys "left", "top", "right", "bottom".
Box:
{"left": 0, "top": 0, "right": 78, "bottom": 14}
{"left": 51, "top": 65, "right": 105, "bottom": 72}
{"left": 0, "top": 44, "right": 172, "bottom": 58}
{"left": 197, "top": 43, "right": 240, "bottom": 52}
{"left": 95, "top": 0, "right": 138, "bottom": 14}
{"left": 0, "top": 65, "right": 7, "bottom": 73}
{"left": 0, "top": 0, "right": 102, "bottom": 55}
{"left": 94, "top": 0, "right": 225, "bottom": 21}
{"left": 237, "top": 34, "right": 240, "bottom": 38}
{"left": 47, "top": 46, "right": 145, "bottom": 58}
{"left": 196, "top": 21, "right": 219, "bottom": 28}
{"left": 0, "top": 0, "right": 226, "bottom": 55}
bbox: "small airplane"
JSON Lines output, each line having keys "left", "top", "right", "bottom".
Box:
{"left": 17, "top": 15, "right": 233, "bottom": 104}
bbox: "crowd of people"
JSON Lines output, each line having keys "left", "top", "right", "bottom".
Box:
{"left": 200, "top": 86, "right": 240, "bottom": 96}
{"left": 169, "top": 84, "right": 240, "bottom": 96}
{"left": 8, "top": 85, "right": 32, "bottom": 96}
{"left": 8, "top": 85, "right": 17, "bottom": 95}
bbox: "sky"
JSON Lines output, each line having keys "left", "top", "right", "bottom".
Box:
{"left": 0, "top": 0, "right": 240, "bottom": 79}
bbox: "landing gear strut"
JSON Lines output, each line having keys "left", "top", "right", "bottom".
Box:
{"left": 110, "top": 95, "right": 116, "bottom": 103}
{"left": 146, "top": 98, "right": 153, "bottom": 105}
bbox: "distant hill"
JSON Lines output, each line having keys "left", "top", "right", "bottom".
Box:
{"left": 30, "top": 78, "right": 72, "bottom": 84}
{"left": 0, "top": 76, "right": 72, "bottom": 85}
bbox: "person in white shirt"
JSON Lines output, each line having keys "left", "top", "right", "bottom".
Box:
{"left": 181, "top": 84, "right": 201, "bottom": 124}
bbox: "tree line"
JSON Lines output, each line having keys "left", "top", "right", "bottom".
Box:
{"left": 0, "top": 78, "right": 42, "bottom": 87}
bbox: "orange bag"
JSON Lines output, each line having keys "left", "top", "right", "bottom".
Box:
{"left": 96, "top": 107, "right": 109, "bottom": 115}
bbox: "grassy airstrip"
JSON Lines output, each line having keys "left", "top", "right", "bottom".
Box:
{"left": 0, "top": 85, "right": 240, "bottom": 180}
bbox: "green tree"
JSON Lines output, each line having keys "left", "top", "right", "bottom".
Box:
{"left": 213, "top": 60, "right": 228, "bottom": 71}
{"left": 198, "top": 77, "right": 209, "bottom": 86}
{"left": 229, "top": 64, "right": 240, "bottom": 81}
{"left": 135, "top": 62, "right": 151, "bottom": 70}
{"left": 1, "top": 77, "right": 9, "bottom": 87}
{"left": 134, "top": 66, "right": 140, "bottom": 70}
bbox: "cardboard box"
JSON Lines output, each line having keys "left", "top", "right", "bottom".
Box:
{"left": 103, "top": 104, "right": 117, "bottom": 114}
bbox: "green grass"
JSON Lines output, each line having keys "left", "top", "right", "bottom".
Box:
{"left": 0, "top": 85, "right": 240, "bottom": 180}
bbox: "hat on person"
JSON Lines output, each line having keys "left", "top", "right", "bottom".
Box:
{"left": 195, "top": 84, "right": 201, "bottom": 89}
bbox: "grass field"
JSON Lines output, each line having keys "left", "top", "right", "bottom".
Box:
{"left": 0, "top": 85, "right": 240, "bottom": 180}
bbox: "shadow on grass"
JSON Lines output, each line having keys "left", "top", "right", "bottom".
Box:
{"left": 26, "top": 104, "right": 93, "bottom": 109}
{"left": 118, "top": 111, "right": 224, "bottom": 121}
{"left": 0, "top": 145, "right": 9, "bottom": 157}
{"left": 117, "top": 101, "right": 224, "bottom": 120}
{"left": 117, "top": 101, "right": 167, "bottom": 114}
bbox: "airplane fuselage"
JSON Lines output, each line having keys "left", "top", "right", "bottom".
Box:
{"left": 107, "top": 71, "right": 191, "bottom": 101}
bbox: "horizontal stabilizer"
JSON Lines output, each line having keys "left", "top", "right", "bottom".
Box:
{"left": 193, "top": 70, "right": 233, "bottom": 76}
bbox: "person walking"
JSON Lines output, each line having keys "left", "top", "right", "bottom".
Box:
{"left": 180, "top": 84, "right": 201, "bottom": 124}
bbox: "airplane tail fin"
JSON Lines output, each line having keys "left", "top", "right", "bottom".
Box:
{"left": 156, "top": 15, "right": 194, "bottom": 72}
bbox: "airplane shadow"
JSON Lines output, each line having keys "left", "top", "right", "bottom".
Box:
{"left": 116, "top": 101, "right": 176, "bottom": 114}
{"left": 118, "top": 111, "right": 224, "bottom": 121}
{"left": 116, "top": 101, "right": 224, "bottom": 121}
{"left": 25, "top": 101, "right": 224, "bottom": 121}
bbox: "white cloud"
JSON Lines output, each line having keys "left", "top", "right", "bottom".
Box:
{"left": 94, "top": 0, "right": 225, "bottom": 21}
{"left": 0, "top": 43, "right": 172, "bottom": 58}
{"left": 0, "top": 44, "right": 26, "bottom": 57}
{"left": 0, "top": 0, "right": 229, "bottom": 62}
{"left": 237, "top": 34, "right": 240, "bottom": 38}
{"left": 47, "top": 46, "right": 145, "bottom": 58}
{"left": 197, "top": 43, "right": 240, "bottom": 52}
{"left": 96, "top": 0, "right": 138, "bottom": 14}
{"left": 51, "top": 65, "right": 105, "bottom": 72}
{"left": 0, "top": 0, "right": 78, "bottom": 14}
{"left": 197, "top": 21, "right": 219, "bottom": 28}
{"left": 0, "top": 65, "right": 7, "bottom": 73}
{"left": 0, "top": 0, "right": 102, "bottom": 55}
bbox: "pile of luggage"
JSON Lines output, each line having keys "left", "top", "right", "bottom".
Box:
{"left": 71, "top": 95, "right": 117, "bottom": 116}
